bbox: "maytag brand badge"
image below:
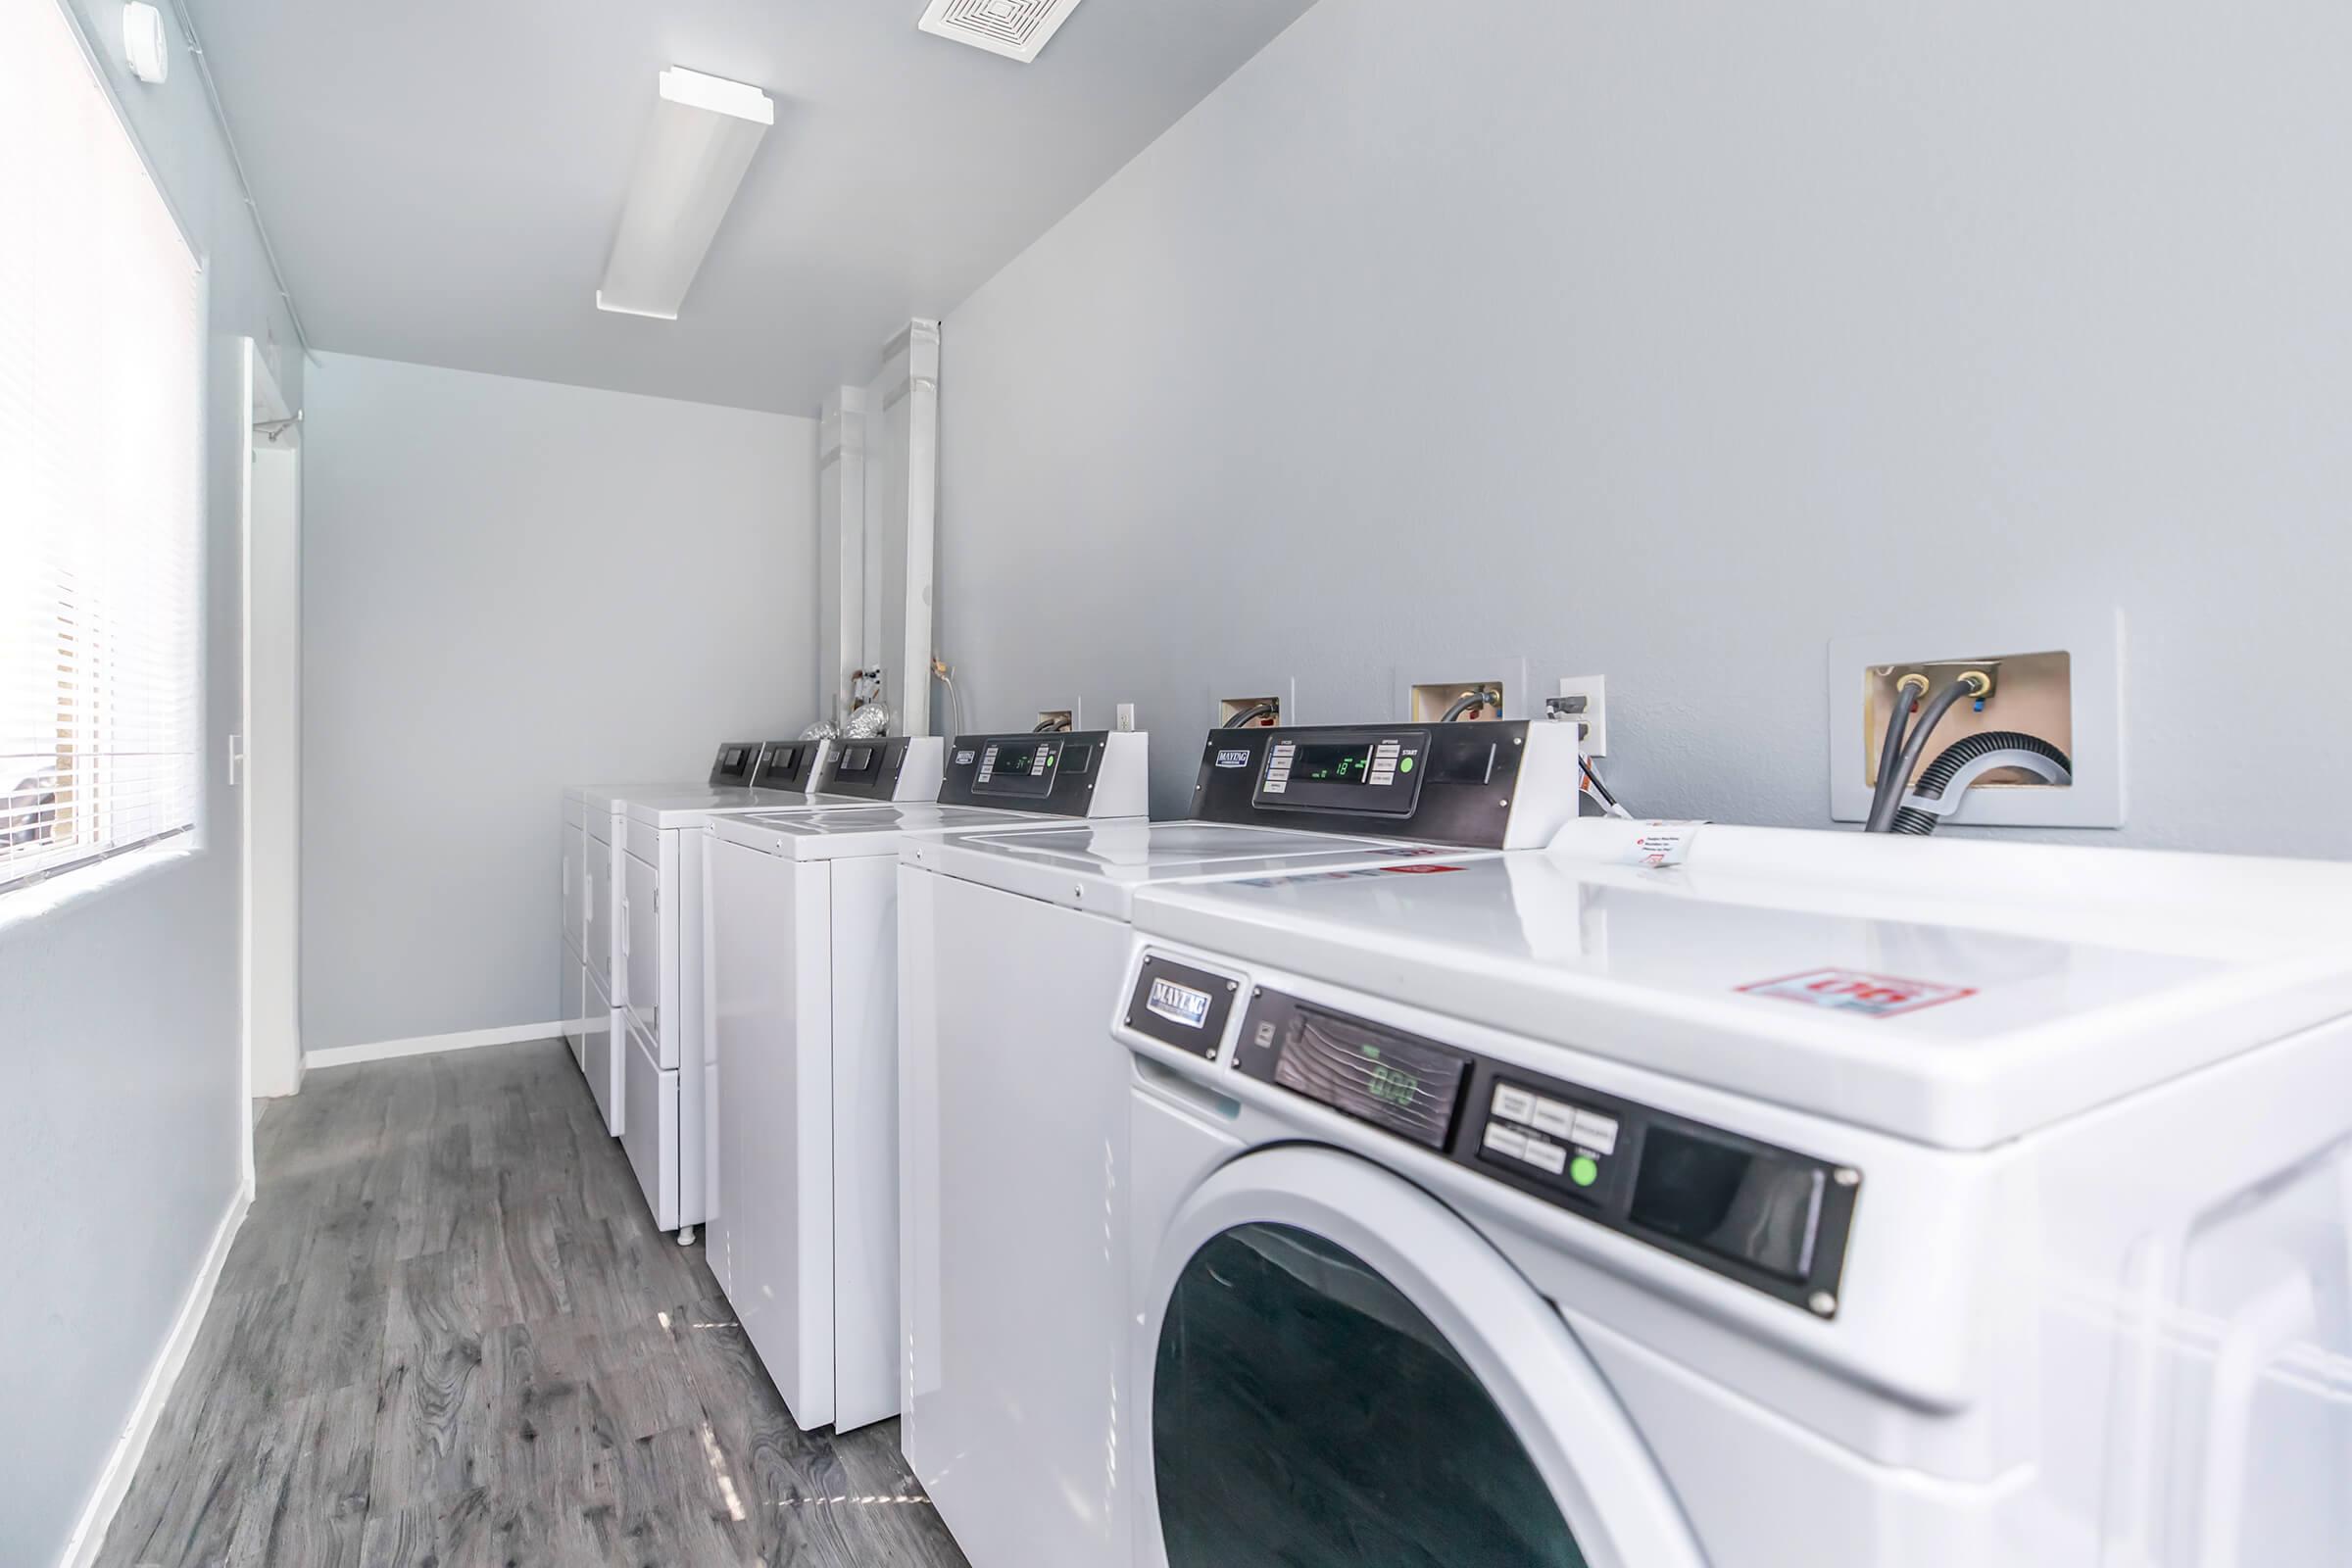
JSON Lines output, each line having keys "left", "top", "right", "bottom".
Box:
{"left": 1147, "top": 977, "right": 1214, "bottom": 1029}
{"left": 954, "top": 750, "right": 977, "bottom": 765}
{"left": 1215, "top": 749, "right": 1253, "bottom": 769}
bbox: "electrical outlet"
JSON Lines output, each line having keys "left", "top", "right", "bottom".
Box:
{"left": 1554, "top": 676, "right": 1607, "bottom": 757}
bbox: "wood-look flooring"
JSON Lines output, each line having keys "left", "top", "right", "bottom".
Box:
{"left": 94, "top": 1040, "right": 969, "bottom": 1568}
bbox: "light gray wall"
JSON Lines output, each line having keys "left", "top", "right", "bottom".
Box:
{"left": 302, "top": 353, "right": 817, "bottom": 1053}
{"left": 934, "top": 0, "right": 2352, "bottom": 857}
{"left": 0, "top": 2, "right": 305, "bottom": 1561}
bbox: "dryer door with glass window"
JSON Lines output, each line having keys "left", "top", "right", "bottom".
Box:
{"left": 1138, "top": 1145, "right": 1702, "bottom": 1568}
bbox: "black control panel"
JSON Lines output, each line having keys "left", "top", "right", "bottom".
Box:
{"left": 750, "top": 739, "right": 824, "bottom": 792}
{"left": 813, "top": 736, "right": 912, "bottom": 801}
{"left": 936, "top": 731, "right": 1106, "bottom": 815}
{"left": 1229, "top": 987, "right": 1858, "bottom": 1315}
{"left": 710, "top": 740, "right": 767, "bottom": 787}
{"left": 1191, "top": 723, "right": 1534, "bottom": 848}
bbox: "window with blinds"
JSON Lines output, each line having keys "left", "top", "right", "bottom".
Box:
{"left": 1, "top": 0, "right": 206, "bottom": 894}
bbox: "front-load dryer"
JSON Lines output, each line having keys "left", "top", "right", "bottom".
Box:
{"left": 897, "top": 720, "right": 1584, "bottom": 1568}
{"left": 1116, "top": 828, "right": 2352, "bottom": 1566}
{"left": 703, "top": 733, "right": 1147, "bottom": 1435}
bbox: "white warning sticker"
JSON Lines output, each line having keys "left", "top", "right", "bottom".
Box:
{"left": 1739, "top": 968, "right": 1976, "bottom": 1019}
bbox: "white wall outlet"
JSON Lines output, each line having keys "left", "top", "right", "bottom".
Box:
{"left": 1553, "top": 676, "right": 1608, "bottom": 757}
{"left": 1115, "top": 703, "right": 1136, "bottom": 733}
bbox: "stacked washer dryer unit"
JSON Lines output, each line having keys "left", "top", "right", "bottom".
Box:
{"left": 614, "top": 734, "right": 945, "bottom": 1241}
{"left": 564, "top": 740, "right": 783, "bottom": 1130}
{"left": 1115, "top": 827, "right": 2352, "bottom": 1567}
{"left": 704, "top": 728, "right": 1149, "bottom": 1435}
{"left": 897, "top": 719, "right": 1585, "bottom": 1568}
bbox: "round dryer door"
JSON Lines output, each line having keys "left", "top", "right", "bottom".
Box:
{"left": 1140, "top": 1146, "right": 1701, "bottom": 1568}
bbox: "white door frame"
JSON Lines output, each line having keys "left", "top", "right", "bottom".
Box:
{"left": 240, "top": 339, "right": 303, "bottom": 1162}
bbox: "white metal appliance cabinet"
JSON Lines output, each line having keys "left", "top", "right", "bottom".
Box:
{"left": 618, "top": 736, "right": 942, "bottom": 1236}
{"left": 897, "top": 721, "right": 1583, "bottom": 1568}
{"left": 565, "top": 741, "right": 804, "bottom": 1140}
{"left": 706, "top": 737, "right": 1147, "bottom": 1435}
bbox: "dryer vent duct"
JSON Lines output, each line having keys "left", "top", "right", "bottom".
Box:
{"left": 917, "top": 0, "right": 1087, "bottom": 63}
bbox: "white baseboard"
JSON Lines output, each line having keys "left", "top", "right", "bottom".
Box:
{"left": 305, "top": 1019, "right": 565, "bottom": 1071}
{"left": 58, "top": 1182, "right": 250, "bottom": 1568}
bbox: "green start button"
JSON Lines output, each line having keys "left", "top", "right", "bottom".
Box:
{"left": 1397, "top": 756, "right": 1414, "bottom": 773}
{"left": 1569, "top": 1155, "right": 1599, "bottom": 1189}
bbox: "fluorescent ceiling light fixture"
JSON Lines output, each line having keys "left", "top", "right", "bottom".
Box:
{"left": 597, "top": 67, "right": 772, "bottom": 320}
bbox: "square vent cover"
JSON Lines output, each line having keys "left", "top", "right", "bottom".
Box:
{"left": 918, "top": 0, "right": 1087, "bottom": 64}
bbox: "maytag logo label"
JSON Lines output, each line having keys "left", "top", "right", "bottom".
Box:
{"left": 1214, "top": 749, "right": 1253, "bottom": 769}
{"left": 955, "top": 750, "right": 977, "bottom": 765}
{"left": 1147, "top": 977, "right": 1213, "bottom": 1029}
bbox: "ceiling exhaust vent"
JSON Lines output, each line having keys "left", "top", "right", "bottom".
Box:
{"left": 917, "top": 0, "right": 1087, "bottom": 64}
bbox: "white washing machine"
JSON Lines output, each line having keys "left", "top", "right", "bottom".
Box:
{"left": 614, "top": 735, "right": 944, "bottom": 1238}
{"left": 898, "top": 720, "right": 1584, "bottom": 1568}
{"left": 564, "top": 740, "right": 790, "bottom": 1131}
{"left": 1113, "top": 827, "right": 2352, "bottom": 1566}
{"left": 702, "top": 728, "right": 1149, "bottom": 1435}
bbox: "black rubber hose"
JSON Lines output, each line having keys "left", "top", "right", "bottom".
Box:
{"left": 1224, "top": 702, "right": 1280, "bottom": 729}
{"left": 1891, "top": 732, "right": 2074, "bottom": 835}
{"left": 1867, "top": 683, "right": 1923, "bottom": 828}
{"left": 1866, "top": 676, "right": 1975, "bottom": 832}
{"left": 1439, "top": 689, "right": 1500, "bottom": 723}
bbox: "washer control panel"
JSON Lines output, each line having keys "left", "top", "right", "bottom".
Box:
{"left": 751, "top": 738, "right": 829, "bottom": 793}
{"left": 1228, "top": 985, "right": 1859, "bottom": 1316}
{"left": 811, "top": 736, "right": 911, "bottom": 800}
{"left": 710, "top": 739, "right": 768, "bottom": 787}
{"left": 938, "top": 731, "right": 1106, "bottom": 814}
{"left": 1193, "top": 722, "right": 1543, "bottom": 847}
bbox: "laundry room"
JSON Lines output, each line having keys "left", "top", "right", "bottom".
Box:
{"left": 7, "top": 1, "right": 2351, "bottom": 1565}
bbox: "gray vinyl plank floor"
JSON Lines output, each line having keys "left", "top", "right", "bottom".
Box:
{"left": 94, "top": 1039, "right": 969, "bottom": 1568}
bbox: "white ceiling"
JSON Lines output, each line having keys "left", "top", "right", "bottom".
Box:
{"left": 185, "top": 0, "right": 1318, "bottom": 413}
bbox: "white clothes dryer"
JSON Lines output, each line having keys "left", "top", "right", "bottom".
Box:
{"left": 565, "top": 740, "right": 801, "bottom": 1133}
{"left": 702, "top": 730, "right": 1148, "bottom": 1435}
{"left": 613, "top": 736, "right": 943, "bottom": 1237}
{"left": 1113, "top": 827, "right": 2352, "bottom": 1567}
{"left": 897, "top": 720, "right": 1584, "bottom": 1568}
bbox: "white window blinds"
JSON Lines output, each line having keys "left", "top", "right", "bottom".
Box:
{"left": 0, "top": 0, "right": 206, "bottom": 893}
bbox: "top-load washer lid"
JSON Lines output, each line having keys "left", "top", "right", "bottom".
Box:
{"left": 619, "top": 786, "right": 897, "bottom": 830}
{"left": 1129, "top": 826, "right": 2352, "bottom": 1151}
{"left": 707, "top": 803, "right": 1053, "bottom": 860}
{"left": 902, "top": 818, "right": 1494, "bottom": 921}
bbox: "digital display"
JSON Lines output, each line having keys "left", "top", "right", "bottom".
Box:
{"left": 838, "top": 745, "right": 879, "bottom": 774}
{"left": 1292, "top": 743, "right": 1376, "bottom": 785}
{"left": 995, "top": 743, "right": 1049, "bottom": 776}
{"left": 722, "top": 747, "right": 750, "bottom": 771}
{"left": 1272, "top": 1007, "right": 1468, "bottom": 1151}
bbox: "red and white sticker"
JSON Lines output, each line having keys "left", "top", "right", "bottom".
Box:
{"left": 1739, "top": 968, "right": 1976, "bottom": 1019}
{"left": 1378, "top": 863, "right": 1466, "bottom": 875}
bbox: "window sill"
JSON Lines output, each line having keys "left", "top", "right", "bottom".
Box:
{"left": 0, "top": 838, "right": 201, "bottom": 942}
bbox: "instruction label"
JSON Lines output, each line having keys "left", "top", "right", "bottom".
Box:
{"left": 1739, "top": 968, "right": 1976, "bottom": 1018}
